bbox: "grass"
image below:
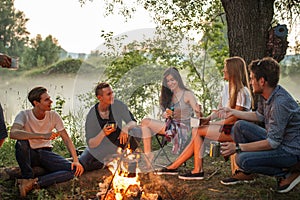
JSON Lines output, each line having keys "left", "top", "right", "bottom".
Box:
{"left": 1, "top": 139, "right": 300, "bottom": 199}
{"left": 1, "top": 124, "right": 300, "bottom": 199}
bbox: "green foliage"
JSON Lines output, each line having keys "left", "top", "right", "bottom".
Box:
{"left": 23, "top": 58, "right": 100, "bottom": 77}
{"left": 96, "top": 13, "right": 229, "bottom": 119}
{"left": 34, "top": 189, "right": 52, "bottom": 200}
{"left": 78, "top": 91, "right": 98, "bottom": 110}
{"left": 78, "top": 0, "right": 229, "bottom": 117}
{"left": 22, "top": 34, "right": 61, "bottom": 69}
{"left": 0, "top": 137, "right": 18, "bottom": 167}
{"left": 200, "top": 17, "right": 229, "bottom": 73}
{"left": 274, "top": 0, "right": 300, "bottom": 21}
{"left": 53, "top": 96, "right": 66, "bottom": 116}
{"left": 43, "top": 59, "right": 83, "bottom": 74}
{"left": 104, "top": 49, "right": 165, "bottom": 121}
{"left": 281, "top": 54, "right": 300, "bottom": 77}
{"left": 0, "top": 0, "right": 29, "bottom": 58}
{"left": 51, "top": 96, "right": 85, "bottom": 157}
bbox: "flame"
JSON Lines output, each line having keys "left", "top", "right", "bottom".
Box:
{"left": 107, "top": 147, "right": 141, "bottom": 200}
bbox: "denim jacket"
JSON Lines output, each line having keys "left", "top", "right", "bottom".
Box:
{"left": 256, "top": 85, "right": 300, "bottom": 155}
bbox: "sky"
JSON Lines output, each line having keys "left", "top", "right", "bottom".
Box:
{"left": 13, "top": 0, "right": 300, "bottom": 55}
{"left": 14, "top": 0, "right": 156, "bottom": 54}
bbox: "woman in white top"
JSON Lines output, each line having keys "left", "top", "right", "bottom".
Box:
{"left": 157, "top": 56, "right": 253, "bottom": 181}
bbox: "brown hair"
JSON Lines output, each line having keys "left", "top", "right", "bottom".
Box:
{"left": 225, "top": 56, "right": 251, "bottom": 108}
{"left": 248, "top": 57, "right": 280, "bottom": 88}
{"left": 95, "top": 82, "right": 110, "bottom": 96}
{"left": 159, "top": 67, "right": 189, "bottom": 110}
{"left": 28, "top": 86, "right": 47, "bottom": 107}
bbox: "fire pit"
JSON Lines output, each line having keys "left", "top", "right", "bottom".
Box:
{"left": 97, "top": 148, "right": 159, "bottom": 200}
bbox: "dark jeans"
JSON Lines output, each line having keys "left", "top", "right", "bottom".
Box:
{"left": 79, "top": 149, "right": 104, "bottom": 171}
{"left": 15, "top": 140, "right": 75, "bottom": 187}
{"left": 79, "top": 127, "right": 141, "bottom": 171}
{"left": 232, "top": 120, "right": 300, "bottom": 177}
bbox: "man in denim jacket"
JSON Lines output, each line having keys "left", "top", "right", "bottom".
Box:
{"left": 220, "top": 57, "right": 300, "bottom": 193}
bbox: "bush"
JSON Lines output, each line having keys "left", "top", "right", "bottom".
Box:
{"left": 45, "top": 59, "right": 83, "bottom": 74}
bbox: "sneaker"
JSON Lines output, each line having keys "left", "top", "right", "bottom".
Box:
{"left": 18, "top": 178, "right": 38, "bottom": 197}
{"left": 220, "top": 170, "right": 255, "bottom": 185}
{"left": 178, "top": 171, "right": 204, "bottom": 180}
{"left": 155, "top": 167, "right": 178, "bottom": 175}
{"left": 276, "top": 172, "right": 300, "bottom": 193}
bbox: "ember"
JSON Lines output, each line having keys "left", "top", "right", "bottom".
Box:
{"left": 97, "top": 147, "right": 159, "bottom": 200}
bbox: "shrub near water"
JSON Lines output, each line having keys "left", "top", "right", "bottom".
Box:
{"left": 45, "top": 59, "right": 83, "bottom": 74}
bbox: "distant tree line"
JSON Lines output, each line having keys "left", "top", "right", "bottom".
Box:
{"left": 0, "top": 0, "right": 63, "bottom": 70}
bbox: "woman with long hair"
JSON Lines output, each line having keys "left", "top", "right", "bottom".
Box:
{"left": 141, "top": 67, "right": 201, "bottom": 167}
{"left": 157, "top": 56, "right": 253, "bottom": 183}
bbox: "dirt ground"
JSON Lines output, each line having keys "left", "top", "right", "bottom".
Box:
{"left": 1, "top": 156, "right": 300, "bottom": 200}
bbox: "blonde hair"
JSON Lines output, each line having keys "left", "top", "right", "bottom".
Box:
{"left": 224, "top": 56, "right": 252, "bottom": 109}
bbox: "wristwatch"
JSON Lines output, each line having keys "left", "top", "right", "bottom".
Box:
{"left": 236, "top": 143, "right": 242, "bottom": 153}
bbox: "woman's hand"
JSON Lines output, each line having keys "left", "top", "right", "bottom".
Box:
{"left": 164, "top": 108, "right": 174, "bottom": 119}
{"left": 218, "top": 107, "right": 233, "bottom": 119}
{"left": 195, "top": 103, "right": 203, "bottom": 118}
{"left": 200, "top": 117, "right": 210, "bottom": 125}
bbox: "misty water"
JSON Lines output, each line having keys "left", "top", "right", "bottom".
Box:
{"left": 0, "top": 71, "right": 300, "bottom": 125}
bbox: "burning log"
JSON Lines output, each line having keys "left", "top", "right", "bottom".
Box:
{"left": 97, "top": 147, "right": 159, "bottom": 200}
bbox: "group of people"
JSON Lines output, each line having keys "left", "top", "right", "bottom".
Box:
{"left": 1, "top": 53, "right": 300, "bottom": 197}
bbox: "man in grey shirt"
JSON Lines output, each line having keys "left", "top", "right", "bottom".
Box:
{"left": 220, "top": 57, "right": 300, "bottom": 193}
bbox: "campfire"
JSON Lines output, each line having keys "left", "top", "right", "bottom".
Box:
{"left": 97, "top": 147, "right": 159, "bottom": 200}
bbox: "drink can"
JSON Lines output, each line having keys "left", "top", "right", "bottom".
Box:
{"left": 209, "top": 141, "right": 221, "bottom": 157}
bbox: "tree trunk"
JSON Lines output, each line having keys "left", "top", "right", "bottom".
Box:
{"left": 221, "top": 0, "right": 275, "bottom": 64}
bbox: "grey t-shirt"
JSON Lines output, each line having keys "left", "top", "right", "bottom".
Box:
{"left": 85, "top": 99, "right": 137, "bottom": 162}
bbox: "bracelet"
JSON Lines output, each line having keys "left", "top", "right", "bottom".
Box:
{"left": 235, "top": 143, "right": 242, "bottom": 153}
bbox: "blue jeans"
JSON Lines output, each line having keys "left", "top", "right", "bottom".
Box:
{"left": 79, "top": 127, "right": 142, "bottom": 171}
{"left": 15, "top": 140, "right": 75, "bottom": 187}
{"left": 79, "top": 149, "right": 104, "bottom": 171}
{"left": 232, "top": 120, "right": 300, "bottom": 177}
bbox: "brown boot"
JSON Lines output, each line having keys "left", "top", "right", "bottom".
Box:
{"left": 276, "top": 172, "right": 300, "bottom": 193}
{"left": 18, "top": 178, "right": 38, "bottom": 197}
{"left": 220, "top": 170, "right": 255, "bottom": 185}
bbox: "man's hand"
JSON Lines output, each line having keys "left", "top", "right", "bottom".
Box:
{"left": 71, "top": 161, "right": 84, "bottom": 176}
{"left": 0, "top": 53, "right": 11, "bottom": 68}
{"left": 119, "top": 132, "right": 128, "bottom": 145}
{"left": 43, "top": 132, "right": 60, "bottom": 140}
{"left": 220, "top": 142, "right": 236, "bottom": 157}
{"left": 49, "top": 132, "right": 60, "bottom": 140}
{"left": 103, "top": 123, "right": 116, "bottom": 136}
